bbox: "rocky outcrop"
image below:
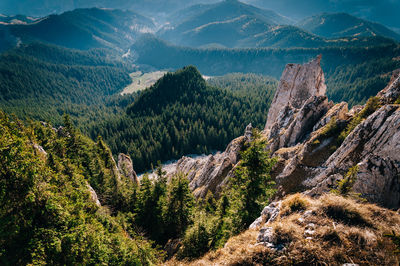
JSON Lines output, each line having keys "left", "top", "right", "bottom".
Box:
{"left": 265, "top": 59, "right": 400, "bottom": 208}
{"left": 86, "top": 182, "right": 101, "bottom": 207}
{"left": 177, "top": 134, "right": 246, "bottom": 198}
{"left": 265, "top": 55, "right": 332, "bottom": 153}
{"left": 378, "top": 69, "right": 400, "bottom": 104}
{"left": 154, "top": 124, "right": 252, "bottom": 198}
{"left": 118, "top": 153, "right": 138, "bottom": 184}
{"left": 267, "top": 95, "right": 333, "bottom": 152}
{"left": 265, "top": 55, "right": 326, "bottom": 132}
{"left": 306, "top": 105, "right": 400, "bottom": 208}
{"left": 250, "top": 201, "right": 281, "bottom": 229}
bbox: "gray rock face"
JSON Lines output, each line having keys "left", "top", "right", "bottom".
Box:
{"left": 176, "top": 135, "right": 245, "bottom": 198}
{"left": 312, "top": 102, "right": 349, "bottom": 131}
{"left": 264, "top": 60, "right": 400, "bottom": 208}
{"left": 118, "top": 153, "right": 138, "bottom": 184}
{"left": 265, "top": 55, "right": 326, "bottom": 132}
{"left": 306, "top": 105, "right": 400, "bottom": 208}
{"left": 267, "top": 95, "right": 332, "bottom": 152}
{"left": 378, "top": 69, "right": 400, "bottom": 104}
{"left": 250, "top": 201, "right": 281, "bottom": 229}
{"left": 264, "top": 56, "right": 332, "bottom": 153}
{"left": 86, "top": 182, "right": 101, "bottom": 207}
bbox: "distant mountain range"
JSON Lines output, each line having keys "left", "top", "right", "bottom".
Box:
{"left": 0, "top": 1, "right": 398, "bottom": 51}
{"left": 158, "top": 1, "right": 399, "bottom": 48}
{"left": 3, "top": 8, "right": 155, "bottom": 50}
{"left": 244, "top": 0, "right": 400, "bottom": 31}
{"left": 298, "top": 13, "right": 400, "bottom": 41}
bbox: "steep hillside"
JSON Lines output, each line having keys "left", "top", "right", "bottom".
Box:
{"left": 0, "top": 111, "right": 161, "bottom": 264}
{"left": 90, "top": 66, "right": 276, "bottom": 172}
{"left": 176, "top": 194, "right": 400, "bottom": 265}
{"left": 8, "top": 8, "right": 155, "bottom": 50}
{"left": 0, "top": 42, "right": 133, "bottom": 127}
{"left": 298, "top": 13, "right": 400, "bottom": 41}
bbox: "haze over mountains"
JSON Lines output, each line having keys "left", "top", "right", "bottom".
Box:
{"left": 1, "top": 0, "right": 399, "bottom": 33}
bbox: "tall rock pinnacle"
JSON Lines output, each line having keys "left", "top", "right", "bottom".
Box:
{"left": 265, "top": 55, "right": 326, "bottom": 132}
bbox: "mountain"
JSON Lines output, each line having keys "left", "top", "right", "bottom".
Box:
{"left": 159, "top": 0, "right": 294, "bottom": 47}
{"left": 143, "top": 56, "right": 400, "bottom": 263}
{"left": 7, "top": 8, "right": 155, "bottom": 50}
{"left": 297, "top": 13, "right": 400, "bottom": 41}
{"left": 0, "top": 0, "right": 219, "bottom": 17}
{"left": 90, "top": 66, "right": 276, "bottom": 172}
{"left": 245, "top": 0, "right": 400, "bottom": 31}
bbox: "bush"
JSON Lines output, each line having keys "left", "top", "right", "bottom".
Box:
{"left": 281, "top": 193, "right": 310, "bottom": 216}
{"left": 338, "top": 96, "right": 380, "bottom": 143}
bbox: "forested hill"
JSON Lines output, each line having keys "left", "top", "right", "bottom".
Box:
{"left": 90, "top": 66, "right": 277, "bottom": 172}
{"left": 0, "top": 42, "right": 133, "bottom": 127}
{"left": 132, "top": 34, "right": 400, "bottom": 105}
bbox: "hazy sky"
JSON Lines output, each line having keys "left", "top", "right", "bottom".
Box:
{"left": 0, "top": 0, "right": 398, "bottom": 30}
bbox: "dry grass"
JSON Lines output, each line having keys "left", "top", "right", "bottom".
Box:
{"left": 174, "top": 193, "right": 400, "bottom": 265}
{"left": 280, "top": 193, "right": 310, "bottom": 216}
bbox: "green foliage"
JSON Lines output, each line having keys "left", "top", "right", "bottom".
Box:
{"left": 0, "top": 110, "right": 161, "bottom": 265}
{"left": 163, "top": 172, "right": 195, "bottom": 240}
{"left": 332, "top": 165, "right": 359, "bottom": 196}
{"left": 229, "top": 129, "right": 277, "bottom": 231}
{"left": 177, "top": 211, "right": 214, "bottom": 260}
{"left": 338, "top": 96, "right": 381, "bottom": 143}
{"left": 178, "top": 130, "right": 276, "bottom": 260}
{"left": 385, "top": 231, "right": 400, "bottom": 253}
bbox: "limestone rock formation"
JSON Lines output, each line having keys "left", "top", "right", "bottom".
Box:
{"left": 264, "top": 55, "right": 332, "bottom": 153}
{"left": 177, "top": 135, "right": 245, "bottom": 198}
{"left": 265, "top": 60, "right": 400, "bottom": 208}
{"left": 86, "top": 182, "right": 101, "bottom": 207}
{"left": 118, "top": 153, "right": 138, "bottom": 184}
{"left": 265, "top": 54, "right": 326, "bottom": 132}
{"left": 378, "top": 68, "right": 400, "bottom": 104}
{"left": 306, "top": 105, "right": 400, "bottom": 208}
{"left": 157, "top": 124, "right": 253, "bottom": 198}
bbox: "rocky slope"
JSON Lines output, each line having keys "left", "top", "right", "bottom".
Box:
{"left": 179, "top": 193, "right": 400, "bottom": 265}
{"left": 153, "top": 55, "right": 400, "bottom": 210}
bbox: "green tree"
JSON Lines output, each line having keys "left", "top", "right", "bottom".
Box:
{"left": 229, "top": 129, "right": 276, "bottom": 232}
{"left": 163, "top": 172, "right": 195, "bottom": 240}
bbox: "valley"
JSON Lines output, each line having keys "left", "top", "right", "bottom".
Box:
{"left": 121, "top": 71, "right": 167, "bottom": 95}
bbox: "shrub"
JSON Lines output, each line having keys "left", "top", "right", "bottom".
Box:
{"left": 332, "top": 165, "right": 359, "bottom": 196}
{"left": 338, "top": 96, "right": 380, "bottom": 143}
{"left": 281, "top": 193, "right": 310, "bottom": 216}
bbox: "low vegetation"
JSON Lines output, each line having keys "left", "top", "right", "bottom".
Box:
{"left": 183, "top": 193, "right": 400, "bottom": 265}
